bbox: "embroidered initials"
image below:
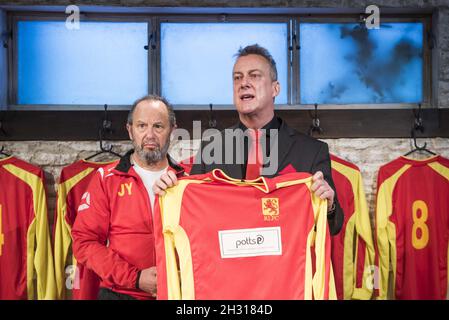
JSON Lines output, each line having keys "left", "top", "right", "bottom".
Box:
{"left": 118, "top": 182, "right": 133, "bottom": 196}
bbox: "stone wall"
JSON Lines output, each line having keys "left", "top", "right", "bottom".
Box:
{"left": 1, "top": 137, "right": 448, "bottom": 227}
{"left": 1, "top": 0, "right": 449, "bottom": 7}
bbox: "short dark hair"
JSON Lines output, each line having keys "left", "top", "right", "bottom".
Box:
{"left": 235, "top": 44, "right": 278, "bottom": 81}
{"left": 127, "top": 94, "right": 176, "bottom": 128}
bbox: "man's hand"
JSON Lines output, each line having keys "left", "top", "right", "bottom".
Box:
{"left": 152, "top": 171, "right": 178, "bottom": 196}
{"left": 138, "top": 266, "right": 157, "bottom": 297}
{"left": 311, "top": 171, "right": 335, "bottom": 211}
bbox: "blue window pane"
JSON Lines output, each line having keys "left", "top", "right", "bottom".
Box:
{"left": 161, "top": 23, "right": 288, "bottom": 105}
{"left": 18, "top": 21, "right": 148, "bottom": 105}
{"left": 300, "top": 23, "right": 423, "bottom": 104}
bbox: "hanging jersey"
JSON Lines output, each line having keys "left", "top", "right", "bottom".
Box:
{"left": 0, "top": 156, "right": 56, "bottom": 300}
{"left": 155, "top": 169, "right": 335, "bottom": 300}
{"left": 330, "top": 155, "right": 375, "bottom": 300}
{"left": 375, "top": 155, "right": 449, "bottom": 300}
{"left": 53, "top": 159, "right": 116, "bottom": 300}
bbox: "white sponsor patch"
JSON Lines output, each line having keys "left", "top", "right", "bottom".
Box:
{"left": 218, "top": 227, "right": 282, "bottom": 259}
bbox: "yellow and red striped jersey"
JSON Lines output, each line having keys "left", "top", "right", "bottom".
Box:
{"left": 53, "top": 159, "right": 115, "bottom": 300}
{"left": 375, "top": 155, "right": 449, "bottom": 300}
{"left": 0, "top": 156, "right": 56, "bottom": 300}
{"left": 155, "top": 169, "right": 335, "bottom": 300}
{"left": 330, "top": 154, "right": 375, "bottom": 300}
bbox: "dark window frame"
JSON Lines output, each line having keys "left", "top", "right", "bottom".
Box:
{"left": 1, "top": 10, "right": 446, "bottom": 140}
{"left": 6, "top": 11, "right": 434, "bottom": 110}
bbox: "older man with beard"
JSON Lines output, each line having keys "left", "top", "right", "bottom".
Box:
{"left": 72, "top": 95, "right": 185, "bottom": 300}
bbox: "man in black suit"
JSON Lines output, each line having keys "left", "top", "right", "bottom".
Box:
{"left": 154, "top": 44, "right": 343, "bottom": 235}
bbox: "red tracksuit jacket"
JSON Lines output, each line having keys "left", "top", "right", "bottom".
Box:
{"left": 71, "top": 150, "right": 184, "bottom": 299}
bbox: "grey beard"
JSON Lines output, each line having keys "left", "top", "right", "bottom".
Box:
{"left": 134, "top": 139, "right": 170, "bottom": 166}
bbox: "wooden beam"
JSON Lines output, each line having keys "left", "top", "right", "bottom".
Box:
{"left": 0, "top": 109, "right": 448, "bottom": 141}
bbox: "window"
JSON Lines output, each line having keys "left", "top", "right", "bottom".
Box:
{"left": 299, "top": 22, "right": 424, "bottom": 105}
{"left": 16, "top": 20, "right": 148, "bottom": 105}
{"left": 8, "top": 13, "right": 431, "bottom": 109}
{"left": 160, "top": 22, "right": 289, "bottom": 106}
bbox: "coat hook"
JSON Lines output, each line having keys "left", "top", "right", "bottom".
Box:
{"left": 308, "top": 103, "right": 323, "bottom": 136}
{"left": 0, "top": 119, "right": 7, "bottom": 137}
{"left": 208, "top": 103, "right": 217, "bottom": 129}
{"left": 99, "top": 104, "right": 113, "bottom": 152}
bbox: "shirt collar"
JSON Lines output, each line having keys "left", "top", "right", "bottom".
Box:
{"left": 237, "top": 116, "right": 281, "bottom": 135}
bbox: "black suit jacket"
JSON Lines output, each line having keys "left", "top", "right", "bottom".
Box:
{"left": 190, "top": 117, "right": 343, "bottom": 235}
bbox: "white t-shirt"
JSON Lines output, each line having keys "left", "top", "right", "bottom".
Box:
{"left": 132, "top": 161, "right": 168, "bottom": 214}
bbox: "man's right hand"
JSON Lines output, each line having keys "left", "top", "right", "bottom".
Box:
{"left": 152, "top": 170, "right": 178, "bottom": 196}
{"left": 138, "top": 266, "right": 157, "bottom": 297}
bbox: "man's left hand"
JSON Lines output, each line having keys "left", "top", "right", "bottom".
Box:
{"left": 311, "top": 171, "right": 335, "bottom": 211}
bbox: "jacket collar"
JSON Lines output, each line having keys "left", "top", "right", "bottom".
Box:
{"left": 237, "top": 115, "right": 281, "bottom": 133}
{"left": 276, "top": 117, "right": 296, "bottom": 172}
{"left": 114, "top": 149, "right": 185, "bottom": 177}
{"left": 225, "top": 116, "right": 296, "bottom": 178}
{"left": 234, "top": 116, "right": 296, "bottom": 159}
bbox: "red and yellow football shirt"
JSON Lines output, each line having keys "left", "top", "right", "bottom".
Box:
{"left": 0, "top": 156, "right": 55, "bottom": 300}
{"left": 53, "top": 159, "right": 115, "bottom": 300}
{"left": 375, "top": 155, "right": 449, "bottom": 300}
{"left": 155, "top": 169, "right": 335, "bottom": 300}
{"left": 330, "top": 155, "right": 375, "bottom": 300}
